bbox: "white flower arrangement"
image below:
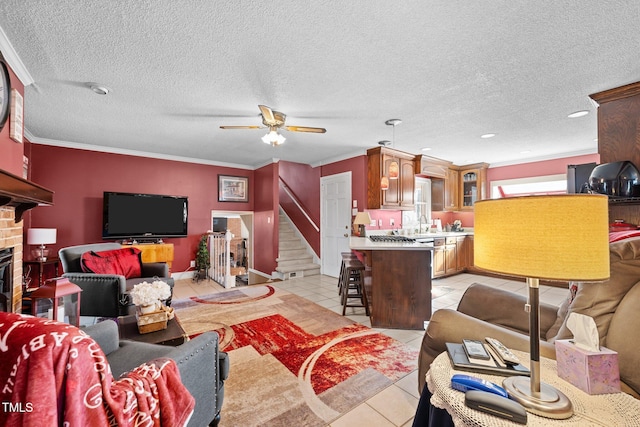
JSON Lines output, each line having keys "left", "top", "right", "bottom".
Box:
{"left": 130, "top": 280, "right": 171, "bottom": 307}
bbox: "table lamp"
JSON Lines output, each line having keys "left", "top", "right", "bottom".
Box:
{"left": 474, "top": 194, "right": 610, "bottom": 419}
{"left": 27, "top": 228, "right": 57, "bottom": 261}
{"left": 353, "top": 212, "right": 372, "bottom": 237}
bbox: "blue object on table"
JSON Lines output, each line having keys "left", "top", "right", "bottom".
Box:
{"left": 451, "top": 374, "right": 508, "bottom": 398}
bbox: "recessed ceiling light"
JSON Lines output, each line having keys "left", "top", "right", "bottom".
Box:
{"left": 568, "top": 110, "right": 589, "bottom": 118}
{"left": 421, "top": 147, "right": 432, "bottom": 151}
{"left": 88, "top": 82, "right": 111, "bottom": 95}
{"left": 480, "top": 133, "right": 496, "bottom": 139}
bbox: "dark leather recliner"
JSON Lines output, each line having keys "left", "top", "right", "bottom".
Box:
{"left": 59, "top": 243, "right": 174, "bottom": 318}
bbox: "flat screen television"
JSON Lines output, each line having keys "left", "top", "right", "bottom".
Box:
{"left": 102, "top": 191, "right": 188, "bottom": 240}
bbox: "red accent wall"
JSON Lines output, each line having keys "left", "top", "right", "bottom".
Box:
{"left": 254, "top": 162, "right": 279, "bottom": 274}
{"left": 0, "top": 63, "right": 24, "bottom": 176}
{"left": 321, "top": 155, "right": 367, "bottom": 207}
{"left": 321, "top": 155, "right": 404, "bottom": 233}
{"left": 28, "top": 145, "right": 254, "bottom": 272}
{"left": 279, "top": 161, "right": 320, "bottom": 255}
{"left": 487, "top": 154, "right": 600, "bottom": 182}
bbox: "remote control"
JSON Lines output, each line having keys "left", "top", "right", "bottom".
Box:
{"left": 485, "top": 337, "right": 520, "bottom": 365}
{"left": 462, "top": 339, "right": 491, "bottom": 360}
{"left": 451, "top": 374, "right": 509, "bottom": 398}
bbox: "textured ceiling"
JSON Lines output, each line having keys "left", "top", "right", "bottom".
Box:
{"left": 0, "top": 1, "right": 639, "bottom": 169}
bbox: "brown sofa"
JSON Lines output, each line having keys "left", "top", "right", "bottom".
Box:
{"left": 418, "top": 236, "right": 640, "bottom": 398}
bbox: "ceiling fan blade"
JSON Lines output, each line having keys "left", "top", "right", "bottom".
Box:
{"left": 284, "top": 125, "right": 327, "bottom": 134}
{"left": 219, "top": 125, "right": 264, "bottom": 130}
{"left": 258, "top": 105, "right": 276, "bottom": 125}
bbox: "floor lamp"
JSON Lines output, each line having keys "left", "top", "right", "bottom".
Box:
{"left": 474, "top": 194, "right": 610, "bottom": 419}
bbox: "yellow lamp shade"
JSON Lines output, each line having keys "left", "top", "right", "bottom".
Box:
{"left": 474, "top": 194, "right": 610, "bottom": 282}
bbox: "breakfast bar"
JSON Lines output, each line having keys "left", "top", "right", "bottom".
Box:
{"left": 350, "top": 236, "right": 433, "bottom": 330}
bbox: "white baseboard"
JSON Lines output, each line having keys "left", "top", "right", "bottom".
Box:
{"left": 171, "top": 271, "right": 196, "bottom": 280}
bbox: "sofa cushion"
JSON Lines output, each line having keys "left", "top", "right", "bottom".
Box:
{"left": 81, "top": 247, "right": 143, "bottom": 279}
{"left": 545, "top": 282, "right": 577, "bottom": 341}
{"left": 551, "top": 237, "right": 640, "bottom": 344}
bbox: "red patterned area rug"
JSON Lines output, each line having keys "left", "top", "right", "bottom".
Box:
{"left": 172, "top": 285, "right": 419, "bottom": 426}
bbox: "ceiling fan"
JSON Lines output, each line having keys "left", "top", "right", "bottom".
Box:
{"left": 220, "top": 105, "right": 326, "bottom": 146}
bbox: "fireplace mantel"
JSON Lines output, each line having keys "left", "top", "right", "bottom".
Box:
{"left": 0, "top": 168, "right": 54, "bottom": 222}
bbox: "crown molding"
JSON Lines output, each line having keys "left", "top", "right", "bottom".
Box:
{"left": 27, "top": 132, "right": 254, "bottom": 170}
{"left": 0, "top": 25, "right": 34, "bottom": 86}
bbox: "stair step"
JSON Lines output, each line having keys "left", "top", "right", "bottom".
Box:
{"left": 275, "top": 263, "right": 321, "bottom": 274}
{"left": 279, "top": 240, "right": 306, "bottom": 250}
{"left": 277, "top": 252, "right": 313, "bottom": 261}
{"left": 277, "top": 210, "right": 320, "bottom": 279}
{"left": 276, "top": 257, "right": 314, "bottom": 267}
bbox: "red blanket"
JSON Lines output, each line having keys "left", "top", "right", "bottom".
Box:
{"left": 0, "top": 312, "right": 194, "bottom": 426}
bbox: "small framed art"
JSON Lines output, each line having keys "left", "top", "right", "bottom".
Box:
{"left": 10, "top": 89, "right": 23, "bottom": 143}
{"left": 218, "top": 175, "right": 249, "bottom": 202}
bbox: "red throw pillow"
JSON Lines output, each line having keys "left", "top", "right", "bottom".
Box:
{"left": 81, "top": 247, "right": 142, "bottom": 279}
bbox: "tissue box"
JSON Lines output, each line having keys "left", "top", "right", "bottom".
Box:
{"left": 555, "top": 339, "right": 620, "bottom": 395}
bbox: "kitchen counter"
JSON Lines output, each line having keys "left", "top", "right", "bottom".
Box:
{"left": 412, "top": 231, "right": 474, "bottom": 238}
{"left": 349, "top": 236, "right": 435, "bottom": 250}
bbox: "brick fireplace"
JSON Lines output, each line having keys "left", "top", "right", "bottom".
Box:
{"left": 0, "top": 207, "right": 24, "bottom": 313}
{"left": 0, "top": 168, "right": 55, "bottom": 313}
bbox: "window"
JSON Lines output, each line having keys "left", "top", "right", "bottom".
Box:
{"left": 490, "top": 174, "right": 567, "bottom": 199}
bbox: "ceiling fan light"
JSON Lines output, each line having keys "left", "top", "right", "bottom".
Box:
{"left": 262, "top": 130, "right": 285, "bottom": 146}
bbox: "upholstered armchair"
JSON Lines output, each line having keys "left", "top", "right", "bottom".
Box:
{"left": 59, "top": 243, "right": 174, "bottom": 318}
{"left": 84, "top": 319, "right": 228, "bottom": 427}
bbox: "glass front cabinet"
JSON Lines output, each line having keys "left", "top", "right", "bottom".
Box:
{"left": 458, "top": 163, "right": 488, "bottom": 211}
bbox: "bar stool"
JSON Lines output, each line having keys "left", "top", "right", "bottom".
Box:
{"left": 340, "top": 258, "right": 369, "bottom": 316}
{"left": 338, "top": 252, "right": 357, "bottom": 296}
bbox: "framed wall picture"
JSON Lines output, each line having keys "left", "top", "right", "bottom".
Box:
{"left": 218, "top": 175, "right": 249, "bottom": 202}
{"left": 9, "top": 88, "right": 23, "bottom": 143}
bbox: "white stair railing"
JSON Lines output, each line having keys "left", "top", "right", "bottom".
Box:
{"left": 209, "top": 231, "right": 235, "bottom": 288}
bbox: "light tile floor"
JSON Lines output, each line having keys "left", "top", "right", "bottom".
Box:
{"left": 174, "top": 273, "right": 568, "bottom": 427}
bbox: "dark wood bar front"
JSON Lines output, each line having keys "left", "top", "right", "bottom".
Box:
{"left": 351, "top": 237, "right": 432, "bottom": 330}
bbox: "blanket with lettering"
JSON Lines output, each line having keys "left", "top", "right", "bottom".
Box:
{"left": 0, "top": 312, "right": 194, "bottom": 426}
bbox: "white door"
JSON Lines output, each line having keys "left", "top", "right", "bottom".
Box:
{"left": 321, "top": 172, "right": 352, "bottom": 277}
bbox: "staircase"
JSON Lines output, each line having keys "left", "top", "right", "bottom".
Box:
{"left": 275, "top": 213, "right": 320, "bottom": 279}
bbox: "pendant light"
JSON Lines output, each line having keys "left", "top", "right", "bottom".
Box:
{"left": 387, "top": 119, "right": 402, "bottom": 179}
{"left": 380, "top": 176, "right": 390, "bottom": 191}
{"left": 380, "top": 118, "right": 402, "bottom": 189}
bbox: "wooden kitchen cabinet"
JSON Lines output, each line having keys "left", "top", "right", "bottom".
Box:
{"left": 455, "top": 236, "right": 468, "bottom": 272}
{"left": 434, "top": 236, "right": 472, "bottom": 277}
{"left": 445, "top": 167, "right": 460, "bottom": 211}
{"left": 415, "top": 154, "right": 452, "bottom": 179}
{"left": 433, "top": 237, "right": 458, "bottom": 277}
{"left": 444, "top": 238, "right": 457, "bottom": 275}
{"left": 367, "top": 146, "right": 416, "bottom": 210}
{"left": 432, "top": 239, "right": 446, "bottom": 278}
{"left": 459, "top": 163, "right": 488, "bottom": 210}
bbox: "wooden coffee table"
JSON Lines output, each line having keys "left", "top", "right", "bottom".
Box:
{"left": 117, "top": 314, "right": 188, "bottom": 346}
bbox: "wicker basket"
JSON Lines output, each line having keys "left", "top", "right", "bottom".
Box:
{"left": 136, "top": 307, "right": 168, "bottom": 334}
